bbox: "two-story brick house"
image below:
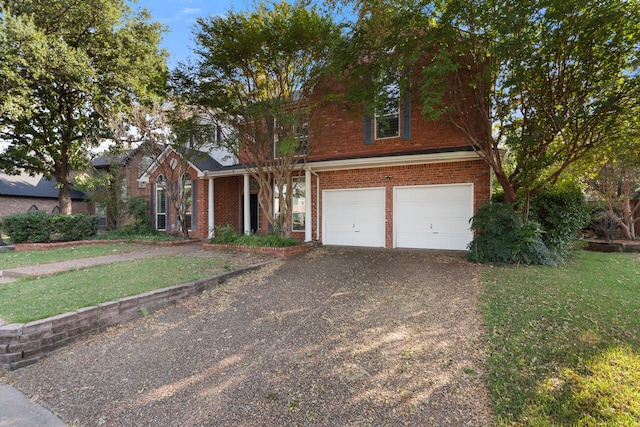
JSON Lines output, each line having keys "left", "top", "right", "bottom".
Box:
{"left": 143, "top": 71, "right": 492, "bottom": 250}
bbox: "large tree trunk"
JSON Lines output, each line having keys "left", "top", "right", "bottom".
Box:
{"left": 57, "top": 180, "right": 73, "bottom": 215}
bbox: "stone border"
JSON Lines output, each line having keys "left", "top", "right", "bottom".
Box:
{"left": 202, "top": 241, "right": 315, "bottom": 259}
{"left": 584, "top": 240, "right": 640, "bottom": 253}
{"left": 0, "top": 260, "right": 274, "bottom": 372}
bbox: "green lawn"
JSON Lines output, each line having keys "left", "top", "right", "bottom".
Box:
{"left": 0, "top": 255, "right": 232, "bottom": 324}
{"left": 0, "top": 243, "right": 150, "bottom": 269}
{"left": 481, "top": 251, "right": 640, "bottom": 426}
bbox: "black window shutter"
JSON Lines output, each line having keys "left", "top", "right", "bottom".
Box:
{"left": 191, "top": 179, "right": 197, "bottom": 232}
{"left": 364, "top": 105, "right": 373, "bottom": 145}
{"left": 402, "top": 93, "right": 411, "bottom": 140}
{"left": 149, "top": 183, "right": 155, "bottom": 227}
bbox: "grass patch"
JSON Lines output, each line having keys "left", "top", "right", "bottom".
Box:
{"left": 0, "top": 255, "right": 228, "bottom": 323}
{"left": 0, "top": 243, "right": 150, "bottom": 270}
{"left": 481, "top": 251, "right": 640, "bottom": 425}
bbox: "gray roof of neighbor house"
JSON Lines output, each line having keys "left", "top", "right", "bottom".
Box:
{"left": 0, "top": 171, "right": 85, "bottom": 200}
{"left": 92, "top": 149, "right": 136, "bottom": 168}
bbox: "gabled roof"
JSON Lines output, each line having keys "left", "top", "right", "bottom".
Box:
{"left": 0, "top": 171, "right": 85, "bottom": 200}
{"left": 91, "top": 149, "right": 136, "bottom": 168}
{"left": 139, "top": 146, "right": 223, "bottom": 182}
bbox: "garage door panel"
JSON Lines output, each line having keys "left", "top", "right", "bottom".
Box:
{"left": 394, "top": 184, "right": 473, "bottom": 250}
{"left": 323, "top": 188, "right": 385, "bottom": 248}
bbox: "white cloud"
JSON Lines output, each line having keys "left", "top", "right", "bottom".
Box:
{"left": 179, "top": 8, "right": 201, "bottom": 15}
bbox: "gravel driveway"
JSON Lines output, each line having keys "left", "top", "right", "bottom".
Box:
{"left": 6, "top": 246, "right": 493, "bottom": 426}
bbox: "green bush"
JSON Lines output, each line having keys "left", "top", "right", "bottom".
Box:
{"left": 209, "top": 225, "right": 240, "bottom": 244}
{"left": 529, "top": 183, "right": 591, "bottom": 258}
{"left": 468, "top": 202, "right": 555, "bottom": 266}
{"left": 50, "top": 214, "right": 99, "bottom": 241}
{"left": 208, "top": 225, "right": 300, "bottom": 247}
{"left": 127, "top": 196, "right": 154, "bottom": 234}
{"left": 2, "top": 211, "right": 52, "bottom": 243}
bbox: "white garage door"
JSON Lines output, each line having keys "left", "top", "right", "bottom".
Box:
{"left": 394, "top": 184, "right": 474, "bottom": 250}
{"left": 323, "top": 188, "right": 385, "bottom": 247}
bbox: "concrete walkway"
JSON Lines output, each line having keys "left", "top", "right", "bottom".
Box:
{"left": 0, "top": 245, "right": 202, "bottom": 285}
{"left": 0, "top": 383, "right": 67, "bottom": 426}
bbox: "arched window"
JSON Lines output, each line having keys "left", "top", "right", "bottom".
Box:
{"left": 156, "top": 174, "right": 166, "bottom": 230}
{"left": 181, "top": 173, "right": 192, "bottom": 230}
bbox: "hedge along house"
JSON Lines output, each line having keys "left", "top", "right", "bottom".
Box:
{"left": 142, "top": 70, "right": 492, "bottom": 250}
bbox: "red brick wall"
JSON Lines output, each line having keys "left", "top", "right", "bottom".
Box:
{"left": 213, "top": 176, "right": 243, "bottom": 233}
{"left": 315, "top": 160, "right": 491, "bottom": 248}
{"left": 0, "top": 197, "right": 88, "bottom": 218}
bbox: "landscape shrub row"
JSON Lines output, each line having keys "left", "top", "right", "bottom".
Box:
{"left": 209, "top": 225, "right": 300, "bottom": 247}
{"left": 1, "top": 211, "right": 98, "bottom": 244}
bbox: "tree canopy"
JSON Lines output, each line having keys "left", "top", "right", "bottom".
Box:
{"left": 176, "top": 0, "right": 342, "bottom": 236}
{"left": 333, "top": 0, "right": 640, "bottom": 208}
{"left": 0, "top": 0, "right": 167, "bottom": 214}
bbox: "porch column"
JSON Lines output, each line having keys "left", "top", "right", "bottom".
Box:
{"left": 208, "top": 177, "right": 214, "bottom": 239}
{"left": 305, "top": 168, "right": 312, "bottom": 242}
{"left": 243, "top": 173, "right": 251, "bottom": 235}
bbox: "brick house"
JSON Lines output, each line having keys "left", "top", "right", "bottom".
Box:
{"left": 0, "top": 170, "right": 87, "bottom": 218}
{"left": 142, "top": 72, "right": 492, "bottom": 251}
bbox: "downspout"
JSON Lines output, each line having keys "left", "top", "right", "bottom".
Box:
{"left": 309, "top": 167, "right": 320, "bottom": 241}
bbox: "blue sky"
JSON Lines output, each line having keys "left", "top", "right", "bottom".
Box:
{"left": 133, "top": 0, "right": 251, "bottom": 68}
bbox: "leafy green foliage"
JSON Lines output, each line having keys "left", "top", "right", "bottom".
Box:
{"left": 50, "top": 214, "right": 99, "bottom": 242}
{"left": 209, "top": 225, "right": 300, "bottom": 247}
{"left": 529, "top": 184, "right": 592, "bottom": 258}
{"left": 468, "top": 203, "right": 555, "bottom": 266}
{"left": 0, "top": 0, "right": 167, "bottom": 213}
{"left": 2, "top": 212, "right": 98, "bottom": 243}
{"left": 2, "top": 211, "right": 52, "bottom": 244}
{"left": 123, "top": 196, "right": 154, "bottom": 235}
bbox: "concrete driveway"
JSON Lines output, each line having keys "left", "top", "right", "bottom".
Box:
{"left": 6, "top": 246, "right": 492, "bottom": 426}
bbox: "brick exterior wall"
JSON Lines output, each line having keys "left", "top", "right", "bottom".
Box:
{"left": 213, "top": 176, "right": 243, "bottom": 233}
{"left": 308, "top": 160, "right": 490, "bottom": 248}
{"left": 0, "top": 196, "right": 88, "bottom": 219}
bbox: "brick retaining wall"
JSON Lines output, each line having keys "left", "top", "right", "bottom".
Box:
{"left": 0, "top": 261, "right": 273, "bottom": 371}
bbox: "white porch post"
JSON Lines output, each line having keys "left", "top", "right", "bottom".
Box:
{"left": 208, "top": 177, "right": 214, "bottom": 239}
{"left": 243, "top": 173, "right": 251, "bottom": 235}
{"left": 304, "top": 168, "right": 312, "bottom": 242}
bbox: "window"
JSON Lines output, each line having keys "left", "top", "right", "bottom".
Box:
{"left": 273, "top": 177, "right": 305, "bottom": 232}
{"left": 156, "top": 174, "right": 166, "bottom": 230}
{"left": 273, "top": 113, "right": 309, "bottom": 158}
{"left": 375, "top": 80, "right": 400, "bottom": 139}
{"left": 95, "top": 203, "right": 107, "bottom": 227}
{"left": 292, "top": 177, "right": 306, "bottom": 232}
{"left": 181, "top": 173, "right": 192, "bottom": 231}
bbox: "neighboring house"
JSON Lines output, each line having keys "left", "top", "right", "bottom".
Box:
{"left": 142, "top": 72, "right": 492, "bottom": 250}
{"left": 0, "top": 170, "right": 87, "bottom": 219}
{"left": 90, "top": 147, "right": 155, "bottom": 227}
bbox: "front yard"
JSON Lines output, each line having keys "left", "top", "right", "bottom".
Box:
{"left": 482, "top": 251, "right": 640, "bottom": 425}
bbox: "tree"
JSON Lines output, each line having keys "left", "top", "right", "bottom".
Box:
{"left": 0, "top": 0, "right": 167, "bottom": 214}
{"left": 332, "top": 0, "right": 640, "bottom": 212}
{"left": 175, "top": 0, "right": 341, "bottom": 236}
{"left": 581, "top": 116, "right": 640, "bottom": 240}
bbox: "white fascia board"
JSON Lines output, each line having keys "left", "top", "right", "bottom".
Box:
{"left": 308, "top": 150, "right": 483, "bottom": 172}
{"left": 202, "top": 150, "right": 483, "bottom": 178}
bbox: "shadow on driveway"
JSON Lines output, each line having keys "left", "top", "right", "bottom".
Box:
{"left": 7, "top": 246, "right": 492, "bottom": 426}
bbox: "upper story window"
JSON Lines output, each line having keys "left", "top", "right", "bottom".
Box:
{"left": 273, "top": 112, "right": 309, "bottom": 158}
{"left": 375, "top": 80, "right": 400, "bottom": 140}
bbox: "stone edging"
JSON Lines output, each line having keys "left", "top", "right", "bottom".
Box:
{"left": 202, "top": 241, "right": 315, "bottom": 259}
{"left": 584, "top": 240, "right": 640, "bottom": 253}
{"left": 0, "top": 260, "right": 274, "bottom": 372}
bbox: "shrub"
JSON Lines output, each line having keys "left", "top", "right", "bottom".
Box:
{"left": 209, "top": 225, "right": 240, "bottom": 244}
{"left": 468, "top": 202, "right": 555, "bottom": 266}
{"left": 529, "top": 183, "right": 591, "bottom": 259}
{"left": 127, "top": 196, "right": 154, "bottom": 234}
{"left": 50, "top": 214, "right": 99, "bottom": 241}
{"left": 2, "top": 211, "right": 52, "bottom": 243}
